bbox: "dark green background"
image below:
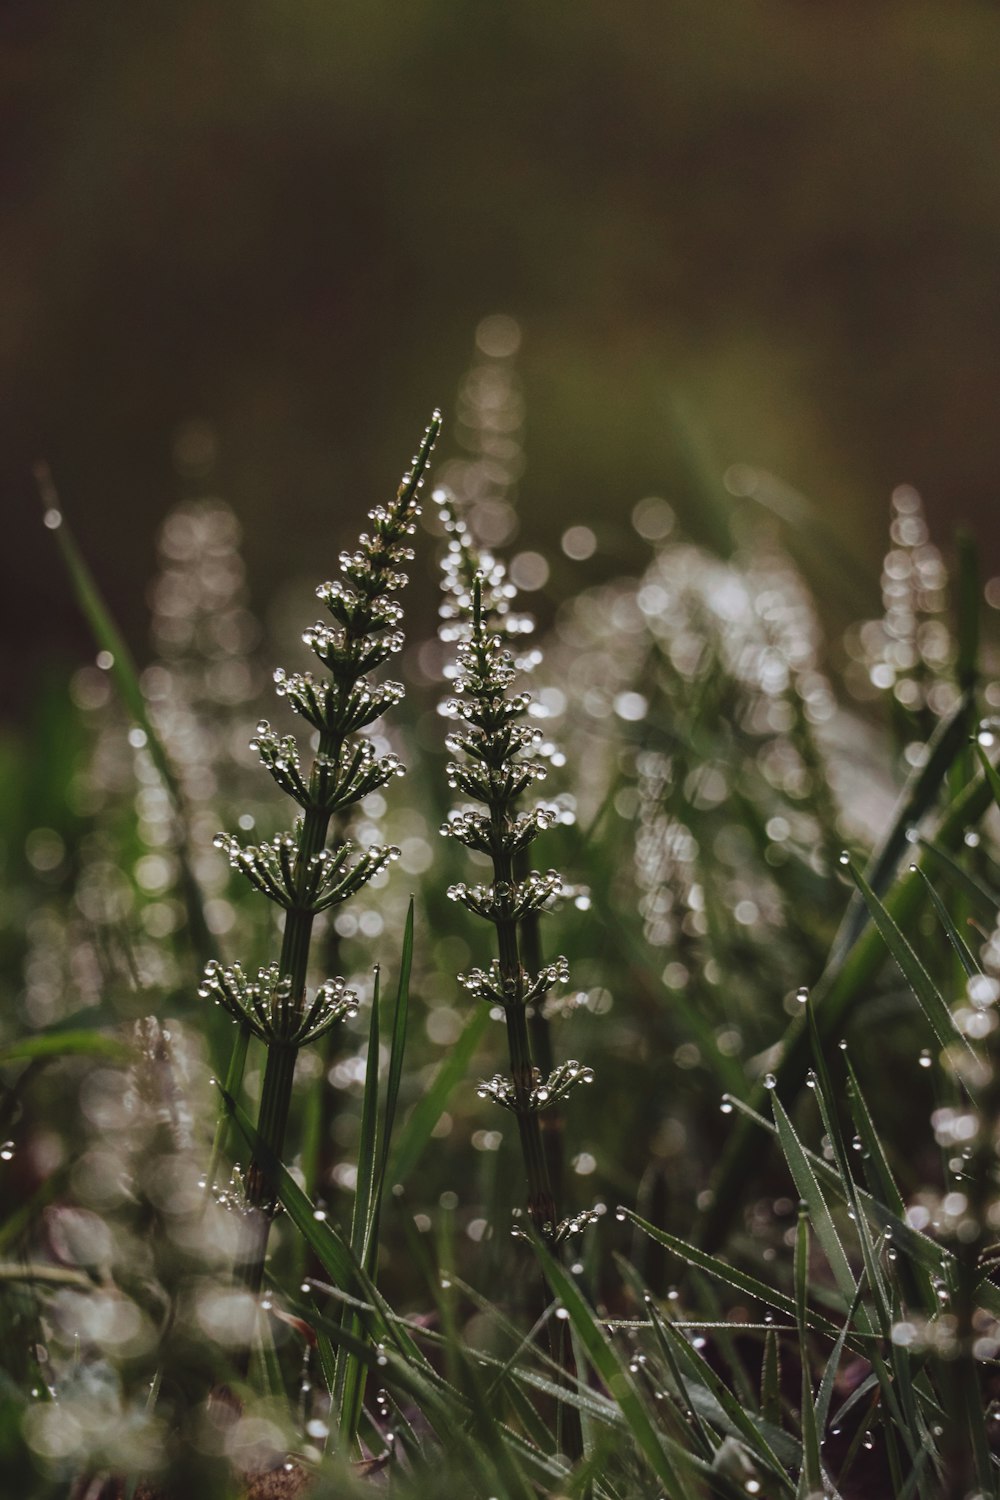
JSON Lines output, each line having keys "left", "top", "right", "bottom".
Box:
{"left": 5, "top": 0, "right": 1000, "bottom": 712}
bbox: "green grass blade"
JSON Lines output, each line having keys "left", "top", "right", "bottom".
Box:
{"left": 378, "top": 897, "right": 413, "bottom": 1191}
{"left": 299, "top": 1295, "right": 545, "bottom": 1495}
{"left": 722, "top": 1092, "right": 956, "bottom": 1292}
{"left": 0, "top": 1031, "right": 128, "bottom": 1065}
{"left": 918, "top": 834, "right": 1000, "bottom": 923}
{"left": 700, "top": 770, "right": 994, "bottom": 1252}
{"left": 649, "top": 1301, "right": 794, "bottom": 1488}
{"left": 36, "top": 465, "right": 215, "bottom": 971}
{"left": 204, "top": 1021, "right": 251, "bottom": 1197}
{"left": 975, "top": 738, "right": 1000, "bottom": 819}
{"left": 913, "top": 866, "right": 980, "bottom": 977}
{"left": 794, "top": 1213, "right": 822, "bottom": 1499}
{"left": 534, "top": 1240, "right": 700, "bottom": 1497}
{"left": 353, "top": 969, "right": 382, "bottom": 1268}
{"left": 842, "top": 1055, "right": 937, "bottom": 1321}
{"left": 761, "top": 1329, "right": 781, "bottom": 1430}
{"left": 830, "top": 692, "right": 974, "bottom": 965}
{"left": 621, "top": 1208, "right": 844, "bottom": 1343}
{"left": 841, "top": 854, "right": 970, "bottom": 1058}
{"left": 386, "top": 1004, "right": 490, "bottom": 1188}
{"left": 335, "top": 968, "right": 382, "bottom": 1447}
{"left": 770, "top": 1092, "right": 857, "bottom": 1312}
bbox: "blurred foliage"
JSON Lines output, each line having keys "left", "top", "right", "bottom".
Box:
{"left": 6, "top": 0, "right": 1000, "bottom": 713}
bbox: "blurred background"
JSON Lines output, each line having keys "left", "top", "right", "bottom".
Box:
{"left": 5, "top": 0, "right": 1000, "bottom": 716}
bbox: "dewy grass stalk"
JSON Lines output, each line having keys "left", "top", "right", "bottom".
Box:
{"left": 200, "top": 414, "right": 440, "bottom": 1302}
{"left": 438, "top": 503, "right": 593, "bottom": 1242}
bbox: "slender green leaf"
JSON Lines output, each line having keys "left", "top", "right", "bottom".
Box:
{"left": 622, "top": 1208, "right": 845, "bottom": 1344}
{"left": 379, "top": 898, "right": 413, "bottom": 1189}
{"left": 841, "top": 855, "right": 968, "bottom": 1059}
{"left": 761, "top": 1329, "right": 781, "bottom": 1430}
{"left": 771, "top": 1092, "right": 857, "bottom": 1312}
{"left": 918, "top": 834, "right": 1000, "bottom": 923}
{"left": 36, "top": 465, "right": 214, "bottom": 969}
{"left": 204, "top": 1021, "right": 251, "bottom": 1197}
{"left": 650, "top": 1302, "right": 794, "bottom": 1488}
{"left": 794, "top": 1214, "right": 822, "bottom": 1499}
{"left": 913, "top": 867, "right": 980, "bottom": 977}
{"left": 701, "top": 771, "right": 993, "bottom": 1253}
{"left": 830, "top": 692, "right": 973, "bottom": 965}
{"left": 386, "top": 1004, "right": 490, "bottom": 1187}
{"left": 0, "top": 1031, "right": 128, "bottom": 1065}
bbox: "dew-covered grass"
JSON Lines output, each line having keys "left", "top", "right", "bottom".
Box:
{"left": 7, "top": 341, "right": 1000, "bottom": 1497}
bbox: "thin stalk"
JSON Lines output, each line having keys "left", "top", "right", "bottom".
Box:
{"left": 239, "top": 732, "right": 342, "bottom": 1286}
{"left": 518, "top": 862, "right": 565, "bottom": 1212}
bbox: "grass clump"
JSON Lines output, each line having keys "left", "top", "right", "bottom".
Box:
{"left": 7, "top": 387, "right": 1000, "bottom": 1499}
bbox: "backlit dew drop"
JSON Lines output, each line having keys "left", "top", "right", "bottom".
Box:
{"left": 763, "top": 1073, "right": 776, "bottom": 1090}
{"left": 0, "top": 1141, "right": 13, "bottom": 1161}
{"left": 796, "top": 986, "right": 809, "bottom": 1005}
{"left": 838, "top": 850, "right": 850, "bottom": 867}
{"left": 615, "top": 1207, "right": 627, "bottom": 1222}
{"left": 720, "top": 1095, "right": 733, "bottom": 1114}
{"left": 919, "top": 1049, "right": 932, "bottom": 1069}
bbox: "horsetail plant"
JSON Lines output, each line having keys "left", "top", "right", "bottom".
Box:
{"left": 200, "top": 413, "right": 440, "bottom": 1302}
{"left": 437, "top": 496, "right": 593, "bottom": 1244}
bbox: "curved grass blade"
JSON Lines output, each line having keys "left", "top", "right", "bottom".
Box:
{"left": 841, "top": 855, "right": 970, "bottom": 1060}
{"left": 0, "top": 1031, "right": 128, "bottom": 1065}
{"left": 645, "top": 1295, "right": 795, "bottom": 1488}
{"left": 534, "top": 1238, "right": 701, "bottom": 1498}
{"left": 386, "top": 1003, "right": 489, "bottom": 1188}
{"left": 771, "top": 1092, "right": 856, "bottom": 1314}
{"left": 334, "top": 967, "right": 382, "bottom": 1446}
{"left": 700, "top": 770, "right": 993, "bottom": 1252}
{"left": 297, "top": 1293, "right": 544, "bottom": 1496}
{"left": 912, "top": 866, "right": 980, "bottom": 978}
{"left": 761, "top": 1328, "right": 781, "bottom": 1430}
{"left": 917, "top": 835, "right": 1000, "bottom": 924}
{"left": 794, "top": 1213, "right": 822, "bottom": 1499}
{"left": 36, "top": 463, "right": 215, "bottom": 971}
{"left": 621, "top": 1208, "right": 844, "bottom": 1344}
{"left": 829, "top": 692, "right": 973, "bottom": 967}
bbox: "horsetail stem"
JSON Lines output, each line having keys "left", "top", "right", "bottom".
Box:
{"left": 200, "top": 414, "right": 440, "bottom": 1302}
{"left": 438, "top": 501, "right": 593, "bottom": 1243}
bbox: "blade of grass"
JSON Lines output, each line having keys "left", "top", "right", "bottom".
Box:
{"left": 841, "top": 855, "right": 971, "bottom": 1059}
{"left": 35, "top": 464, "right": 214, "bottom": 971}
{"left": 912, "top": 866, "right": 980, "bottom": 977}
{"left": 794, "top": 1213, "right": 822, "bottom": 1500}
{"left": 335, "top": 968, "right": 382, "bottom": 1447}
{"left": 761, "top": 1329, "right": 781, "bottom": 1430}
{"left": 0, "top": 1032, "right": 129, "bottom": 1065}
{"left": 770, "top": 1092, "right": 857, "bottom": 1313}
{"left": 829, "top": 692, "right": 973, "bottom": 967}
{"left": 621, "top": 1208, "right": 846, "bottom": 1345}
{"left": 386, "top": 1004, "right": 489, "bottom": 1188}
{"left": 700, "top": 770, "right": 993, "bottom": 1251}
{"left": 917, "top": 835, "right": 1000, "bottom": 923}
{"left": 536, "top": 1240, "right": 699, "bottom": 1497}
